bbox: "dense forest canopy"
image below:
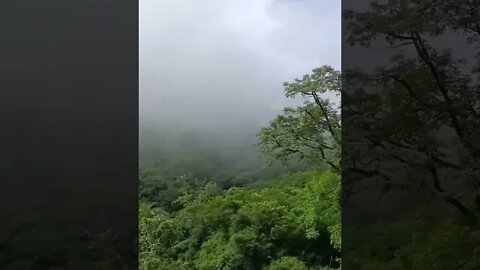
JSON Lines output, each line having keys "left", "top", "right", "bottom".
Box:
{"left": 140, "top": 1, "right": 480, "bottom": 269}
{"left": 139, "top": 66, "right": 342, "bottom": 270}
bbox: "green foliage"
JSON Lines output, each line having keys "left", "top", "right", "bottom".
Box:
{"left": 140, "top": 67, "right": 342, "bottom": 269}
{"left": 139, "top": 170, "right": 340, "bottom": 270}
{"left": 139, "top": 146, "right": 307, "bottom": 212}
{"left": 257, "top": 65, "right": 341, "bottom": 172}
{"left": 263, "top": 257, "right": 308, "bottom": 270}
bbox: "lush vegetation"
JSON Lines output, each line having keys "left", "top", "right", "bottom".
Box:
{"left": 140, "top": 1, "right": 480, "bottom": 269}
{"left": 139, "top": 66, "right": 341, "bottom": 269}
{"left": 140, "top": 170, "right": 340, "bottom": 270}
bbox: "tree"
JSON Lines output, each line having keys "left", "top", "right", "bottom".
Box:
{"left": 257, "top": 66, "right": 341, "bottom": 173}
{"left": 341, "top": 1, "right": 480, "bottom": 269}
{"left": 139, "top": 171, "right": 340, "bottom": 270}
{"left": 343, "top": 0, "right": 480, "bottom": 226}
{"left": 140, "top": 64, "right": 341, "bottom": 270}
{"left": 263, "top": 257, "right": 308, "bottom": 270}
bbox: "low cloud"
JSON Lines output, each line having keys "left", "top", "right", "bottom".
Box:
{"left": 140, "top": 0, "right": 340, "bottom": 136}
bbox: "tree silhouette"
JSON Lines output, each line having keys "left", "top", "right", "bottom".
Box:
{"left": 343, "top": 0, "right": 480, "bottom": 226}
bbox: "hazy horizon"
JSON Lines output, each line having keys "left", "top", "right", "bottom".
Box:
{"left": 139, "top": 0, "right": 340, "bottom": 163}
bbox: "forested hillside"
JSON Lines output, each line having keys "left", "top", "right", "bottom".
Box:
{"left": 139, "top": 66, "right": 341, "bottom": 270}
{"left": 140, "top": 1, "right": 480, "bottom": 269}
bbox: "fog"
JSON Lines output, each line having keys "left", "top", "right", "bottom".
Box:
{"left": 139, "top": 0, "right": 340, "bottom": 164}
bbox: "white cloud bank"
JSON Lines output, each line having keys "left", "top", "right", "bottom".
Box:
{"left": 140, "top": 0, "right": 340, "bottom": 133}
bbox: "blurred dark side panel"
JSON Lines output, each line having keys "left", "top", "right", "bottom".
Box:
{"left": 342, "top": 0, "right": 480, "bottom": 269}
{"left": 0, "top": 0, "right": 138, "bottom": 269}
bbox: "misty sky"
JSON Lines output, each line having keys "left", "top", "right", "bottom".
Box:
{"left": 140, "top": 0, "right": 340, "bottom": 136}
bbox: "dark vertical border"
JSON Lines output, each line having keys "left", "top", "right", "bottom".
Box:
{"left": 0, "top": 0, "right": 138, "bottom": 268}
{"left": 342, "top": 0, "right": 480, "bottom": 269}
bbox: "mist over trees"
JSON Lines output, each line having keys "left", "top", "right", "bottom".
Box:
{"left": 138, "top": 1, "right": 344, "bottom": 269}
{"left": 139, "top": 66, "right": 341, "bottom": 270}
{"left": 136, "top": 0, "right": 480, "bottom": 269}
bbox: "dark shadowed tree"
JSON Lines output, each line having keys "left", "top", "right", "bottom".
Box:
{"left": 342, "top": 1, "right": 480, "bottom": 269}
{"left": 344, "top": 0, "right": 480, "bottom": 226}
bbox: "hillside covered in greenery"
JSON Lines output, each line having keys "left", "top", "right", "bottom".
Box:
{"left": 139, "top": 66, "right": 341, "bottom": 270}
{"left": 140, "top": 0, "right": 480, "bottom": 268}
